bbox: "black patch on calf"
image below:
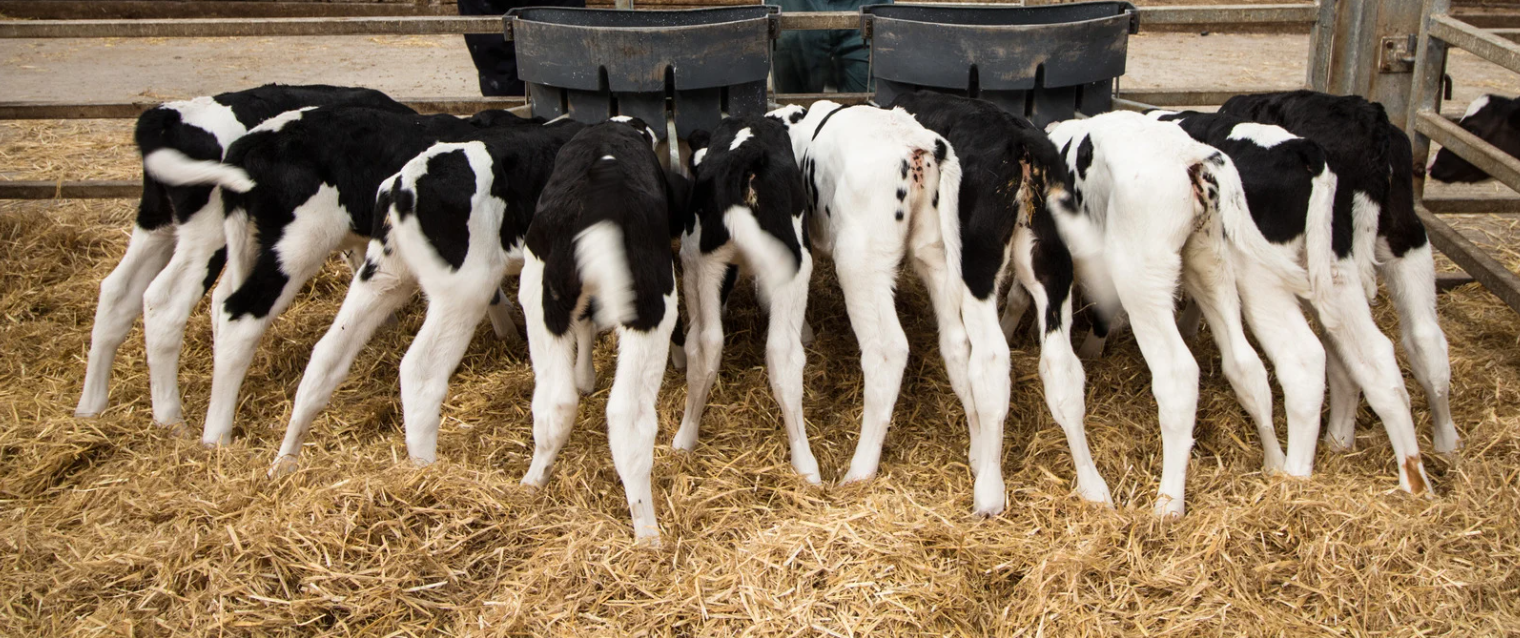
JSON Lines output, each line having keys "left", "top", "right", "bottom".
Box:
{"left": 891, "top": 91, "right": 1073, "bottom": 302}
{"left": 811, "top": 104, "right": 859, "bottom": 141}
{"left": 528, "top": 122, "right": 677, "bottom": 335}
{"left": 933, "top": 138, "right": 948, "bottom": 164}
{"left": 359, "top": 259, "right": 379, "bottom": 282}
{"left": 896, "top": 187, "right": 907, "bottom": 201}
{"left": 411, "top": 150, "right": 477, "bottom": 271}
{"left": 1074, "top": 135, "right": 1094, "bottom": 181}
{"left": 201, "top": 247, "right": 227, "bottom": 294}
{"left": 1429, "top": 94, "right": 1520, "bottom": 183}
{"left": 1221, "top": 90, "right": 1428, "bottom": 258}
{"left": 719, "top": 263, "right": 739, "bottom": 307}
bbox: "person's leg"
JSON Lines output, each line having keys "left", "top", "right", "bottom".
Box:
{"left": 768, "top": 0, "right": 827, "bottom": 94}
{"left": 457, "top": 0, "right": 585, "bottom": 97}
{"left": 831, "top": 0, "right": 880, "bottom": 92}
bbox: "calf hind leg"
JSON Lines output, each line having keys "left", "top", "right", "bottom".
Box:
{"left": 519, "top": 254, "right": 581, "bottom": 488}
{"left": 271, "top": 248, "right": 418, "bottom": 474}
{"left": 836, "top": 252, "right": 912, "bottom": 486}
{"left": 144, "top": 210, "right": 228, "bottom": 427}
{"left": 606, "top": 290, "right": 678, "bottom": 544}
{"left": 1381, "top": 244, "right": 1457, "bottom": 453}
{"left": 78, "top": 225, "right": 176, "bottom": 417}
{"left": 398, "top": 274, "right": 499, "bottom": 465}
{"left": 1237, "top": 268, "right": 1325, "bottom": 478}
{"left": 765, "top": 254, "right": 821, "bottom": 483}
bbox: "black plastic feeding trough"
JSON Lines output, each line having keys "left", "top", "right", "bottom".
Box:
{"left": 861, "top": 2, "right": 1139, "bottom": 127}
{"left": 504, "top": 6, "right": 779, "bottom": 140}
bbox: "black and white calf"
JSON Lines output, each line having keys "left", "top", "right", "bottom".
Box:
{"left": 516, "top": 118, "right": 681, "bottom": 543}
{"left": 1045, "top": 111, "right": 1293, "bottom": 517}
{"left": 189, "top": 106, "right": 540, "bottom": 447}
{"left": 1428, "top": 93, "right": 1520, "bottom": 183}
{"left": 669, "top": 117, "right": 820, "bottom": 484}
{"left": 76, "top": 84, "right": 413, "bottom": 423}
{"left": 890, "top": 91, "right": 1111, "bottom": 505}
{"left": 1148, "top": 109, "right": 1431, "bottom": 491}
{"left": 768, "top": 100, "right": 1016, "bottom": 516}
{"left": 267, "top": 118, "right": 586, "bottom": 474}
{"left": 1221, "top": 90, "right": 1458, "bottom": 457}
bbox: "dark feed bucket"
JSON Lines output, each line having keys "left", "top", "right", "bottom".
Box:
{"left": 861, "top": 2, "right": 1139, "bottom": 127}
{"left": 504, "top": 6, "right": 779, "bottom": 140}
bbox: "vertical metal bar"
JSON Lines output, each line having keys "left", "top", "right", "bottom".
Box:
{"left": 1307, "top": 0, "right": 1339, "bottom": 90}
{"left": 1409, "top": 0, "right": 1451, "bottom": 200}
{"left": 614, "top": 0, "right": 633, "bottom": 9}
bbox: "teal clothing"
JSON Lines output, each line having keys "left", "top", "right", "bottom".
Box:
{"left": 767, "top": 0, "right": 885, "bottom": 93}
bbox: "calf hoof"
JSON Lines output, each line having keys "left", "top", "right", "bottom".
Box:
{"left": 1262, "top": 455, "right": 1286, "bottom": 476}
{"left": 633, "top": 532, "right": 663, "bottom": 549}
{"left": 670, "top": 347, "right": 687, "bottom": 371}
{"left": 792, "top": 456, "right": 823, "bottom": 486}
{"left": 837, "top": 468, "right": 876, "bottom": 486}
{"left": 800, "top": 321, "right": 816, "bottom": 348}
{"left": 1433, "top": 433, "right": 1462, "bottom": 455}
{"left": 408, "top": 455, "right": 435, "bottom": 468}
{"left": 269, "top": 455, "right": 300, "bottom": 478}
{"left": 1281, "top": 461, "right": 1313, "bottom": 479}
{"left": 1322, "top": 434, "right": 1355, "bottom": 453}
{"left": 1400, "top": 455, "right": 1433, "bottom": 497}
{"left": 1077, "top": 334, "right": 1106, "bottom": 361}
{"left": 972, "top": 475, "right": 1006, "bottom": 518}
{"left": 1154, "top": 495, "right": 1185, "bottom": 519}
{"left": 1077, "top": 481, "right": 1114, "bottom": 507}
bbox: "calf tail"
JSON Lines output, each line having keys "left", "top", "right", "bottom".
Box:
{"left": 143, "top": 148, "right": 255, "bottom": 193}
{"left": 927, "top": 137, "right": 964, "bottom": 290}
{"left": 573, "top": 159, "right": 638, "bottom": 327}
{"left": 1194, "top": 150, "right": 1310, "bottom": 297}
{"left": 1302, "top": 154, "right": 1340, "bottom": 327}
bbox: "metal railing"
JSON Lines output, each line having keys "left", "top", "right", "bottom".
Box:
{"left": 1408, "top": 0, "right": 1520, "bottom": 312}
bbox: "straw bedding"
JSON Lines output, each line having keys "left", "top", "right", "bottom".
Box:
{"left": 1, "top": 120, "right": 1519, "bottom": 636}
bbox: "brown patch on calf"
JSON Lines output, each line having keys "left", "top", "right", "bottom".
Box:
{"left": 910, "top": 149, "right": 928, "bottom": 187}
{"left": 1404, "top": 455, "right": 1428, "bottom": 494}
{"left": 1186, "top": 162, "right": 1218, "bottom": 233}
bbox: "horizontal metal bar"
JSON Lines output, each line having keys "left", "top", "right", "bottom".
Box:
{"left": 1428, "top": 14, "right": 1520, "bottom": 75}
{"left": 1436, "top": 272, "right": 1476, "bottom": 291}
{"left": 0, "top": 4, "right": 1321, "bottom": 39}
{"left": 1137, "top": 4, "right": 1319, "bottom": 28}
{"left": 0, "top": 1, "right": 453, "bottom": 19}
{"left": 1415, "top": 109, "right": 1520, "bottom": 194}
{"left": 0, "top": 88, "right": 1270, "bottom": 121}
{"left": 1117, "top": 87, "right": 1297, "bottom": 107}
{"left": 1417, "top": 206, "right": 1520, "bottom": 313}
{"left": 778, "top": 11, "right": 856, "bottom": 31}
{"left": 0, "top": 180, "right": 139, "bottom": 199}
{"left": 1494, "top": 28, "right": 1520, "bottom": 43}
{"left": 1111, "top": 97, "right": 1157, "bottom": 113}
{"left": 0, "top": 96, "right": 528, "bottom": 119}
{"left": 0, "top": 16, "right": 503, "bottom": 38}
{"left": 1421, "top": 196, "right": 1520, "bottom": 214}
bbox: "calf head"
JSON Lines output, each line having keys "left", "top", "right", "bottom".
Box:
{"left": 1428, "top": 94, "right": 1520, "bottom": 183}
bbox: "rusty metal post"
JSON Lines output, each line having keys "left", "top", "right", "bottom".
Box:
{"left": 1315, "top": 0, "right": 1425, "bottom": 131}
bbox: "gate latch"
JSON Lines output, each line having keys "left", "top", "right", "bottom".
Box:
{"left": 1380, "top": 34, "right": 1417, "bottom": 73}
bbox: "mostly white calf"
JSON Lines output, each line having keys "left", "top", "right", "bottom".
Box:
{"left": 890, "top": 91, "right": 1111, "bottom": 505}
{"left": 1046, "top": 111, "right": 1289, "bottom": 517}
{"left": 1220, "top": 90, "right": 1457, "bottom": 456}
{"left": 76, "top": 84, "right": 413, "bottom": 424}
{"left": 517, "top": 118, "right": 681, "bottom": 543}
{"left": 1148, "top": 109, "right": 1431, "bottom": 492}
{"left": 769, "top": 99, "right": 1015, "bottom": 516}
{"left": 268, "top": 118, "right": 586, "bottom": 474}
{"left": 185, "top": 106, "right": 541, "bottom": 447}
{"left": 669, "top": 117, "right": 821, "bottom": 484}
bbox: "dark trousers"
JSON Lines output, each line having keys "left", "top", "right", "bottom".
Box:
{"left": 457, "top": 0, "right": 585, "bottom": 96}
{"left": 765, "top": 0, "right": 884, "bottom": 93}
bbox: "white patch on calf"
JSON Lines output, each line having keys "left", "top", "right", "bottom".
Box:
{"left": 1462, "top": 94, "right": 1492, "bottom": 120}
{"left": 1227, "top": 122, "right": 1298, "bottom": 149}
{"left": 691, "top": 148, "right": 708, "bottom": 167}
{"left": 729, "top": 127, "right": 754, "bottom": 151}
{"left": 251, "top": 106, "right": 317, "bottom": 134}
{"left": 275, "top": 184, "right": 361, "bottom": 275}
{"left": 143, "top": 149, "right": 255, "bottom": 192}
{"left": 164, "top": 96, "right": 246, "bottom": 152}
{"left": 724, "top": 205, "right": 799, "bottom": 296}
